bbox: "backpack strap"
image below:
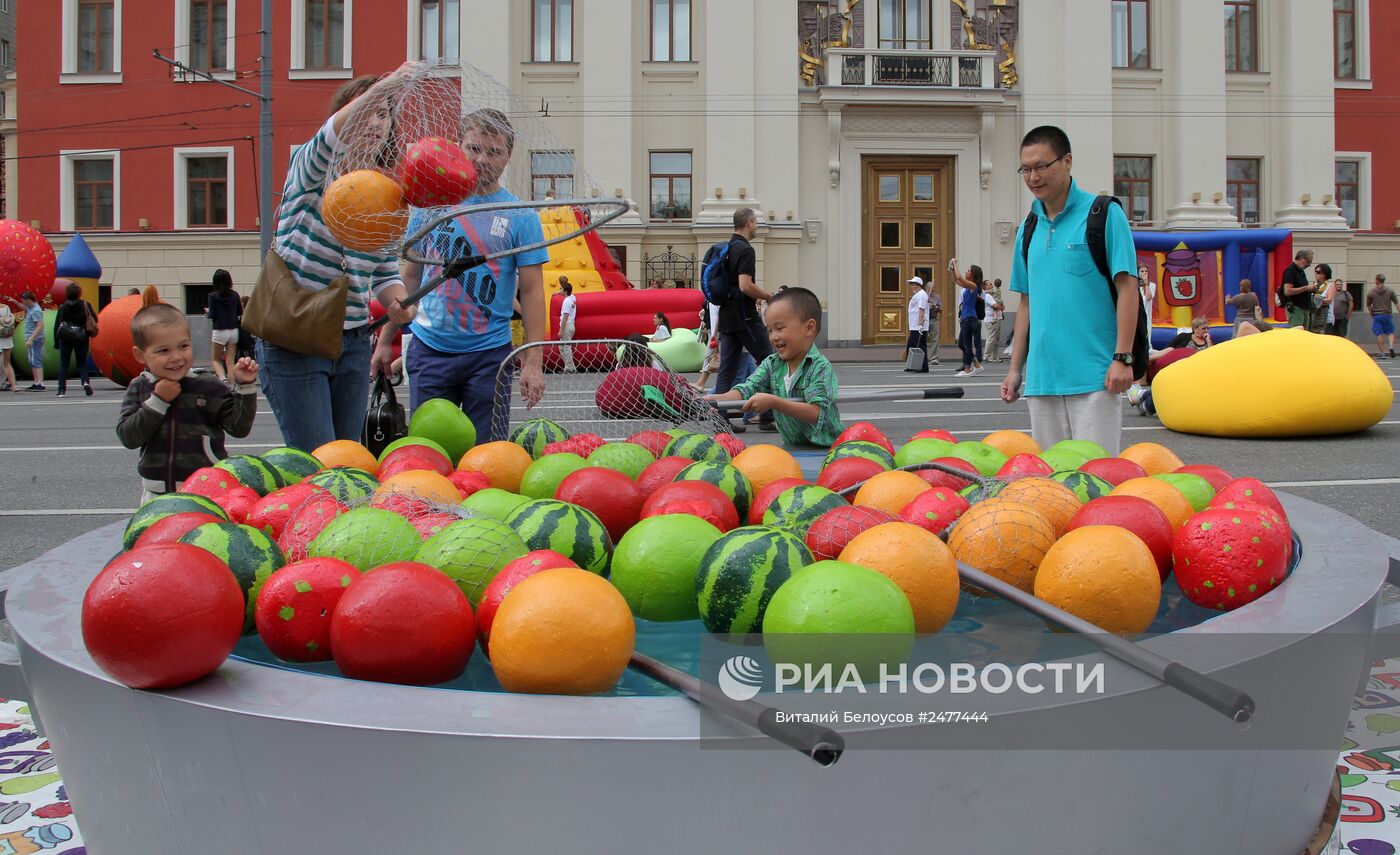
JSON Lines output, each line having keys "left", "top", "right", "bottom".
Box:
{"left": 1019, "top": 212, "right": 1038, "bottom": 267}
{"left": 1086, "top": 195, "right": 1121, "bottom": 286}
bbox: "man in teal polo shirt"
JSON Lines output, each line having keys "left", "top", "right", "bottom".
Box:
{"left": 1001, "top": 126, "right": 1139, "bottom": 455}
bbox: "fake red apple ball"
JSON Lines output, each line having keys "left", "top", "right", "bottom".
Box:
{"left": 554, "top": 467, "right": 644, "bottom": 543}
{"left": 917, "top": 457, "right": 979, "bottom": 490}
{"left": 330, "top": 562, "right": 476, "bottom": 685}
{"left": 641, "top": 480, "right": 740, "bottom": 532}
{"left": 82, "top": 544, "right": 245, "bottom": 689}
{"left": 1079, "top": 456, "right": 1148, "bottom": 487}
{"left": 816, "top": 457, "right": 885, "bottom": 499}
{"left": 636, "top": 456, "right": 697, "bottom": 501}
{"left": 1067, "top": 495, "right": 1175, "bottom": 580}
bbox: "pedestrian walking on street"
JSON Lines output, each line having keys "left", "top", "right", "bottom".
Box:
{"left": 206, "top": 269, "right": 242, "bottom": 385}
{"left": 714, "top": 207, "right": 776, "bottom": 431}
{"left": 19, "top": 292, "right": 45, "bottom": 391}
{"left": 558, "top": 279, "right": 577, "bottom": 372}
{"left": 54, "top": 282, "right": 96, "bottom": 398}
{"left": 0, "top": 299, "right": 18, "bottom": 393}
{"left": 1368, "top": 274, "right": 1398, "bottom": 359}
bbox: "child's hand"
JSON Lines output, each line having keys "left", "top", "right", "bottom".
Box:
{"left": 153, "top": 378, "right": 182, "bottom": 403}
{"left": 742, "top": 393, "right": 779, "bottom": 414}
{"left": 232, "top": 357, "right": 259, "bottom": 385}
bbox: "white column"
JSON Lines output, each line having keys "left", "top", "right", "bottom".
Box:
{"left": 751, "top": 1, "right": 799, "bottom": 223}
{"left": 1270, "top": 0, "right": 1348, "bottom": 229}
{"left": 1161, "top": 0, "right": 1237, "bottom": 228}
{"left": 579, "top": 0, "right": 642, "bottom": 224}
{"left": 695, "top": 0, "right": 759, "bottom": 223}
{"left": 1015, "top": 0, "right": 1114, "bottom": 197}
{"left": 459, "top": 1, "right": 512, "bottom": 85}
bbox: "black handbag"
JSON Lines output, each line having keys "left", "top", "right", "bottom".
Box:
{"left": 362, "top": 374, "right": 407, "bottom": 458}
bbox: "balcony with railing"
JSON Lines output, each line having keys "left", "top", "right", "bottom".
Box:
{"left": 819, "top": 48, "right": 1005, "bottom": 106}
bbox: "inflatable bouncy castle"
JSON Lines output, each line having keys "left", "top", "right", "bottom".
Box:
{"left": 1133, "top": 229, "right": 1292, "bottom": 346}
{"left": 537, "top": 205, "right": 630, "bottom": 336}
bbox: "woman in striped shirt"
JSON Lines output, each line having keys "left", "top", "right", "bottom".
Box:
{"left": 258, "top": 68, "right": 417, "bottom": 452}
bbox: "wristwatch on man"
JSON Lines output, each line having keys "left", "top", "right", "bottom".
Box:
{"left": 1112, "top": 352, "right": 1134, "bottom": 366}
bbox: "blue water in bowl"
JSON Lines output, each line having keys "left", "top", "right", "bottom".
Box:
{"left": 227, "top": 449, "right": 1302, "bottom": 697}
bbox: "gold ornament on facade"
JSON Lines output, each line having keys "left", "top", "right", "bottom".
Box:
{"left": 952, "top": 0, "right": 1018, "bottom": 88}
{"left": 798, "top": 0, "right": 859, "bottom": 87}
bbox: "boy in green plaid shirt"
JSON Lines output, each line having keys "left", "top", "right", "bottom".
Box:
{"left": 707, "top": 287, "right": 844, "bottom": 447}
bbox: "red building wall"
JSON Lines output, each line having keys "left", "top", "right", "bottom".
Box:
{"left": 1336, "top": 0, "right": 1400, "bottom": 234}
{"left": 16, "top": 1, "right": 408, "bottom": 233}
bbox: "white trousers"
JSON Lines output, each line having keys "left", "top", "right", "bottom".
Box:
{"left": 558, "top": 319, "right": 576, "bottom": 370}
{"left": 1027, "top": 391, "right": 1123, "bottom": 456}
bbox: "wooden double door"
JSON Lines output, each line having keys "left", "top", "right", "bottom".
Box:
{"left": 862, "top": 157, "right": 955, "bottom": 345}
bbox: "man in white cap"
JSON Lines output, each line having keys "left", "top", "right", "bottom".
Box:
{"left": 904, "top": 275, "right": 930, "bottom": 372}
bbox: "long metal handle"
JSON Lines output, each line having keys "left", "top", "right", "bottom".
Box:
{"left": 628, "top": 652, "right": 844, "bottom": 766}
{"left": 371, "top": 198, "right": 632, "bottom": 332}
{"left": 712, "top": 387, "right": 964, "bottom": 411}
{"left": 955, "top": 562, "right": 1255, "bottom": 722}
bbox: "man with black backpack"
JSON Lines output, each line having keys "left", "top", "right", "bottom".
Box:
{"left": 1001, "top": 126, "right": 1142, "bottom": 455}
{"left": 709, "top": 207, "right": 777, "bottom": 431}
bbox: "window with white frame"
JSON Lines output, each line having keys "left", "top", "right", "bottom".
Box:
{"left": 651, "top": 0, "right": 691, "bottom": 62}
{"left": 878, "top": 0, "right": 931, "bottom": 50}
{"left": 1113, "top": 156, "right": 1153, "bottom": 224}
{"left": 0, "top": 40, "right": 11, "bottom": 69}
{"left": 61, "top": 152, "right": 119, "bottom": 231}
{"left": 531, "top": 151, "right": 575, "bottom": 201}
{"left": 190, "top": 0, "right": 230, "bottom": 70}
{"left": 291, "top": 0, "right": 351, "bottom": 75}
{"left": 1335, "top": 156, "right": 1368, "bottom": 230}
{"left": 62, "top": 0, "right": 123, "bottom": 80}
{"left": 532, "top": 0, "right": 572, "bottom": 62}
{"left": 418, "top": 0, "right": 459, "bottom": 61}
{"left": 649, "top": 152, "right": 692, "bottom": 221}
{"left": 1226, "top": 157, "right": 1261, "bottom": 223}
{"left": 1224, "top": 0, "right": 1257, "bottom": 73}
{"left": 1111, "top": 0, "right": 1150, "bottom": 68}
{"left": 176, "top": 148, "right": 233, "bottom": 229}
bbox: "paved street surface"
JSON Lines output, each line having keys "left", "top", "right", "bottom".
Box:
{"left": 2, "top": 349, "right": 1398, "bottom": 572}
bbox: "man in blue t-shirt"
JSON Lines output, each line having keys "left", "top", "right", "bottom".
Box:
{"left": 374, "top": 109, "right": 549, "bottom": 443}
{"left": 1002, "top": 125, "right": 1139, "bottom": 455}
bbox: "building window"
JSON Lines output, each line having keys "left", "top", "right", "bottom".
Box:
{"left": 418, "top": 0, "right": 459, "bottom": 61}
{"left": 878, "top": 0, "right": 931, "bottom": 50}
{"left": 1334, "top": 0, "right": 1356, "bottom": 79}
{"left": 183, "top": 284, "right": 215, "bottom": 315}
{"left": 1335, "top": 159, "right": 1362, "bottom": 229}
{"left": 1111, "top": 0, "right": 1149, "bottom": 68}
{"left": 532, "top": 0, "right": 572, "bottom": 62}
{"left": 65, "top": 156, "right": 117, "bottom": 230}
{"left": 175, "top": 148, "right": 234, "bottom": 229}
{"left": 186, "top": 157, "right": 228, "bottom": 227}
{"left": 1224, "top": 1, "right": 1257, "bottom": 72}
{"left": 78, "top": 0, "right": 117, "bottom": 73}
{"left": 0, "top": 40, "right": 10, "bottom": 69}
{"left": 305, "top": 0, "right": 345, "bottom": 69}
{"left": 1226, "top": 157, "right": 1261, "bottom": 223}
{"left": 1114, "top": 156, "right": 1153, "bottom": 224}
{"left": 651, "top": 0, "right": 691, "bottom": 62}
{"left": 649, "top": 152, "right": 692, "bottom": 221}
{"left": 531, "top": 151, "right": 575, "bottom": 201}
{"left": 189, "top": 0, "right": 228, "bottom": 70}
